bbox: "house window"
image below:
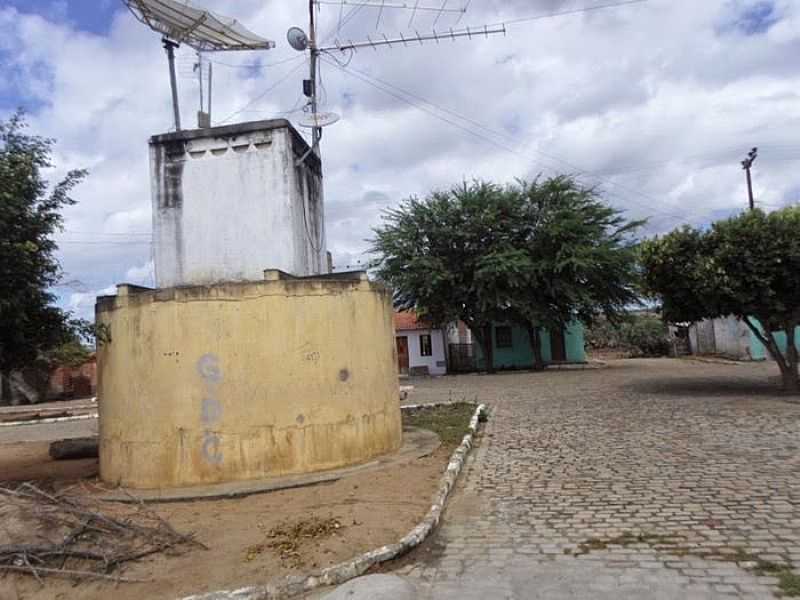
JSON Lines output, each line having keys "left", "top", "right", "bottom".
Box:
{"left": 495, "top": 326, "right": 513, "bottom": 348}
{"left": 420, "top": 334, "right": 433, "bottom": 357}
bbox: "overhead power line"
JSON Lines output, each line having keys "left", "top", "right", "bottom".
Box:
{"left": 323, "top": 59, "right": 700, "bottom": 224}
{"left": 217, "top": 59, "right": 308, "bottom": 125}
{"left": 206, "top": 54, "right": 305, "bottom": 70}
{"left": 492, "top": 0, "right": 648, "bottom": 28}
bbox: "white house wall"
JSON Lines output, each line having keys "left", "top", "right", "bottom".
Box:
{"left": 399, "top": 329, "right": 447, "bottom": 376}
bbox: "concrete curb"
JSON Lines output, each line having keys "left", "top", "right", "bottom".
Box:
{"left": 181, "top": 403, "right": 487, "bottom": 600}
{"left": 0, "top": 413, "right": 98, "bottom": 428}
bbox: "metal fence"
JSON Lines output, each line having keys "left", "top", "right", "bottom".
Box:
{"left": 449, "top": 343, "right": 481, "bottom": 373}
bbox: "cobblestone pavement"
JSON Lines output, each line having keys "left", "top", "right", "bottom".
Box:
{"left": 394, "top": 359, "right": 800, "bottom": 599}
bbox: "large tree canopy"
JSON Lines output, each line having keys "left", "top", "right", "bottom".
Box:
{"left": 641, "top": 208, "right": 800, "bottom": 393}
{"left": 0, "top": 112, "right": 87, "bottom": 400}
{"left": 371, "top": 177, "right": 642, "bottom": 371}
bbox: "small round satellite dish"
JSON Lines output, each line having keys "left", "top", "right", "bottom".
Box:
{"left": 298, "top": 112, "right": 341, "bottom": 128}
{"left": 287, "top": 27, "right": 309, "bottom": 51}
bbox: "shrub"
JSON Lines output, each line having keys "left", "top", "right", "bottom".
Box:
{"left": 586, "top": 314, "right": 671, "bottom": 357}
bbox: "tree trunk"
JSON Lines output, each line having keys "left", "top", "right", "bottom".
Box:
{"left": 49, "top": 437, "right": 99, "bottom": 460}
{"left": 0, "top": 371, "right": 11, "bottom": 407}
{"left": 527, "top": 323, "right": 546, "bottom": 371}
{"left": 745, "top": 318, "right": 797, "bottom": 394}
{"left": 783, "top": 322, "right": 799, "bottom": 394}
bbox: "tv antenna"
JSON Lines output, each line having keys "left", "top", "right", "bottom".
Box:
{"left": 123, "top": 0, "right": 276, "bottom": 131}
{"left": 286, "top": 0, "right": 504, "bottom": 160}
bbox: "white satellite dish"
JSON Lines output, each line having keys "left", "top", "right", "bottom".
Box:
{"left": 124, "top": 0, "right": 276, "bottom": 51}
{"left": 123, "top": 0, "right": 276, "bottom": 131}
{"left": 298, "top": 112, "right": 341, "bottom": 129}
{"left": 287, "top": 27, "right": 309, "bottom": 52}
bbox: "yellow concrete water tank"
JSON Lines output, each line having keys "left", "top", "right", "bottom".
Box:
{"left": 95, "top": 271, "right": 402, "bottom": 489}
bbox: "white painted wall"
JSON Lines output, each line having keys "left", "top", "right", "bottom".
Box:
{"left": 445, "top": 321, "right": 472, "bottom": 345}
{"left": 689, "top": 316, "right": 753, "bottom": 359}
{"left": 150, "top": 121, "right": 327, "bottom": 288}
{"left": 398, "top": 328, "right": 447, "bottom": 376}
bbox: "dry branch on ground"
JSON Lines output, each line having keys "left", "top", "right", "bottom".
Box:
{"left": 0, "top": 482, "right": 203, "bottom": 584}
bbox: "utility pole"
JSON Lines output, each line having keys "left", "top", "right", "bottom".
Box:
{"left": 163, "top": 39, "right": 181, "bottom": 131}
{"left": 309, "top": 0, "right": 321, "bottom": 153}
{"left": 741, "top": 147, "right": 757, "bottom": 211}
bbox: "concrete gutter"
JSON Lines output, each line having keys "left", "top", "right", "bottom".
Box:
{"left": 181, "top": 402, "right": 488, "bottom": 600}
{"left": 0, "top": 413, "right": 98, "bottom": 428}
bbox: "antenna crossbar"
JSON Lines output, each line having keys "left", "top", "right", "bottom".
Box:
{"left": 321, "top": 24, "right": 505, "bottom": 51}
{"left": 315, "top": 0, "right": 466, "bottom": 13}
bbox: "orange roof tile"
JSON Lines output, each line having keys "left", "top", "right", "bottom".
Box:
{"left": 394, "top": 311, "right": 432, "bottom": 331}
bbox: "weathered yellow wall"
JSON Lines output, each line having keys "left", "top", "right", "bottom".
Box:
{"left": 96, "top": 276, "right": 401, "bottom": 489}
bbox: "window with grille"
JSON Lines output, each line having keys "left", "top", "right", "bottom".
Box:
{"left": 420, "top": 334, "right": 432, "bottom": 357}
{"left": 495, "top": 326, "right": 513, "bottom": 348}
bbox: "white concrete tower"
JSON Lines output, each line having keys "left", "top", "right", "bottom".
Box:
{"left": 149, "top": 119, "right": 327, "bottom": 287}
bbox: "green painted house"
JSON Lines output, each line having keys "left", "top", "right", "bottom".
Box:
{"left": 465, "top": 322, "right": 585, "bottom": 371}
{"left": 749, "top": 325, "right": 800, "bottom": 361}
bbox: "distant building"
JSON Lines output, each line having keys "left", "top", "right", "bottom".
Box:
{"left": 48, "top": 355, "right": 97, "bottom": 400}
{"left": 393, "top": 312, "right": 448, "bottom": 376}
{"left": 688, "top": 317, "right": 799, "bottom": 361}
{"left": 393, "top": 311, "right": 587, "bottom": 375}
{"left": 0, "top": 356, "right": 96, "bottom": 406}
{"left": 450, "top": 322, "right": 586, "bottom": 372}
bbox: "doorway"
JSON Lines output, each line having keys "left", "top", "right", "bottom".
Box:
{"left": 396, "top": 336, "right": 410, "bottom": 374}
{"left": 551, "top": 328, "right": 567, "bottom": 362}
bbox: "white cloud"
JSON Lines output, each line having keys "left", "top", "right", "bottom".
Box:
{"left": 1, "top": 0, "right": 798, "bottom": 314}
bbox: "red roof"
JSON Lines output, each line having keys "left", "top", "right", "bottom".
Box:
{"left": 394, "top": 311, "right": 432, "bottom": 331}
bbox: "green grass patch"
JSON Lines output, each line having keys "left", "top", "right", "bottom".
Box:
{"left": 778, "top": 571, "right": 800, "bottom": 597}
{"left": 575, "top": 531, "right": 682, "bottom": 555}
{"left": 754, "top": 561, "right": 800, "bottom": 597}
{"left": 403, "top": 402, "right": 479, "bottom": 447}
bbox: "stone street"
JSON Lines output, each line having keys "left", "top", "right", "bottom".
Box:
{"left": 391, "top": 359, "right": 800, "bottom": 599}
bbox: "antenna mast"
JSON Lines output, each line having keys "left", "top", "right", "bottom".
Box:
{"left": 123, "top": 0, "right": 275, "bottom": 131}
{"left": 309, "top": 0, "right": 321, "bottom": 152}
{"left": 287, "top": 1, "right": 504, "bottom": 155}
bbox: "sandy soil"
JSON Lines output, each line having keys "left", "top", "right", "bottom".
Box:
{"left": 0, "top": 431, "right": 451, "bottom": 600}
{"left": 0, "top": 441, "right": 98, "bottom": 482}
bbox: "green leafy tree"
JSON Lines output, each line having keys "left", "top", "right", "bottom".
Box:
{"left": 641, "top": 208, "right": 800, "bottom": 393}
{"left": 371, "top": 177, "right": 642, "bottom": 372}
{"left": 0, "top": 112, "right": 88, "bottom": 403}
{"left": 487, "top": 177, "right": 643, "bottom": 369}
{"left": 371, "top": 181, "right": 516, "bottom": 372}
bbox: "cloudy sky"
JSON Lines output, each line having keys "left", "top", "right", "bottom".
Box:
{"left": 1, "top": 0, "right": 798, "bottom": 319}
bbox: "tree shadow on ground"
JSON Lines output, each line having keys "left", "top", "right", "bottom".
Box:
{"left": 622, "top": 375, "right": 793, "bottom": 401}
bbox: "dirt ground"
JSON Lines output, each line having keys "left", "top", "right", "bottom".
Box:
{"left": 0, "top": 424, "right": 456, "bottom": 600}
{"left": 0, "top": 442, "right": 98, "bottom": 483}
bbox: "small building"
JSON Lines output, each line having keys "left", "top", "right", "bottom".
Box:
{"left": 150, "top": 119, "right": 327, "bottom": 287}
{"left": 394, "top": 312, "right": 448, "bottom": 376}
{"left": 688, "top": 316, "right": 799, "bottom": 361}
{"left": 450, "top": 322, "right": 586, "bottom": 372}
{"left": 48, "top": 355, "right": 97, "bottom": 400}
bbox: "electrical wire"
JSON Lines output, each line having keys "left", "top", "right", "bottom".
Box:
{"left": 205, "top": 55, "right": 305, "bottom": 70}
{"left": 325, "top": 59, "right": 691, "bottom": 221}
{"left": 62, "top": 230, "right": 151, "bottom": 236}
{"left": 217, "top": 60, "right": 308, "bottom": 125}
{"left": 453, "top": 0, "right": 471, "bottom": 26}
{"left": 432, "top": 0, "right": 449, "bottom": 28}
{"left": 490, "top": 0, "right": 649, "bottom": 29}
{"left": 322, "top": 57, "right": 717, "bottom": 225}
{"left": 321, "top": 0, "right": 372, "bottom": 44}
